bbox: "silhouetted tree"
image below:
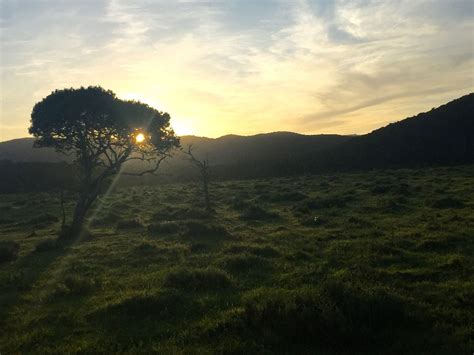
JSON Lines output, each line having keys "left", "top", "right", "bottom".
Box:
{"left": 29, "top": 86, "right": 179, "bottom": 237}
{"left": 184, "top": 145, "right": 212, "bottom": 212}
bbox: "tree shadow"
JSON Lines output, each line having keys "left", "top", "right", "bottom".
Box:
{"left": 0, "top": 238, "right": 74, "bottom": 328}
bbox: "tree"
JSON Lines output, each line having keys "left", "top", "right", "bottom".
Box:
{"left": 184, "top": 145, "right": 212, "bottom": 212}
{"left": 29, "top": 86, "right": 179, "bottom": 237}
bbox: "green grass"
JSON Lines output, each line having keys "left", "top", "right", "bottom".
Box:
{"left": 0, "top": 165, "right": 473, "bottom": 353}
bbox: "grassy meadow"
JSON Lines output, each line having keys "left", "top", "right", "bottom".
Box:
{"left": 0, "top": 165, "right": 473, "bottom": 353}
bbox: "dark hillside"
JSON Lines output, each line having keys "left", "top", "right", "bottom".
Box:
{"left": 320, "top": 93, "right": 474, "bottom": 170}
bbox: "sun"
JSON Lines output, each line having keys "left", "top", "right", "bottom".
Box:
{"left": 135, "top": 133, "right": 145, "bottom": 143}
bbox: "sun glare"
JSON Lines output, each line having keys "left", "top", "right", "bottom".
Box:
{"left": 135, "top": 133, "right": 145, "bottom": 143}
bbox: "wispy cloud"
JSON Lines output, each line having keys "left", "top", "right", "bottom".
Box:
{"left": 0, "top": 0, "right": 473, "bottom": 140}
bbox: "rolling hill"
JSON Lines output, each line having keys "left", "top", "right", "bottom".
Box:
{"left": 0, "top": 93, "right": 472, "bottom": 185}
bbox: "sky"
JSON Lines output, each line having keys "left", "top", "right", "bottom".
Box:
{"left": 1, "top": 0, "right": 473, "bottom": 141}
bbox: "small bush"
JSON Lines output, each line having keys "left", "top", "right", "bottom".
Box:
{"left": 240, "top": 205, "right": 280, "bottom": 221}
{"left": 163, "top": 268, "right": 233, "bottom": 291}
{"left": 0, "top": 241, "right": 20, "bottom": 263}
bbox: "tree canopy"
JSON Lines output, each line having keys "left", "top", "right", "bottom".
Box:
{"left": 29, "top": 86, "right": 180, "bottom": 236}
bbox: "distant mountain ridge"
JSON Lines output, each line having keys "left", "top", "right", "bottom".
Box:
{"left": 1, "top": 93, "right": 473, "bottom": 180}
{"left": 0, "top": 132, "right": 351, "bottom": 165}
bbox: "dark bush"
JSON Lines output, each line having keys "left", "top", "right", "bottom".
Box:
{"left": 0, "top": 241, "right": 20, "bottom": 263}
{"left": 163, "top": 268, "right": 233, "bottom": 291}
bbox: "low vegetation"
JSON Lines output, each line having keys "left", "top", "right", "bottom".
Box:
{"left": 0, "top": 165, "right": 473, "bottom": 353}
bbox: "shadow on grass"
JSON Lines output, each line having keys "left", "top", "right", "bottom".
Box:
{"left": 0, "top": 235, "right": 76, "bottom": 329}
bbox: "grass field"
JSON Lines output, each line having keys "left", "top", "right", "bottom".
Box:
{"left": 0, "top": 165, "right": 473, "bottom": 353}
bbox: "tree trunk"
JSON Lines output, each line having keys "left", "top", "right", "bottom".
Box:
{"left": 70, "top": 192, "right": 89, "bottom": 238}
{"left": 202, "top": 175, "right": 211, "bottom": 212}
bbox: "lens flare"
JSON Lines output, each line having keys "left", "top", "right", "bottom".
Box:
{"left": 135, "top": 133, "right": 145, "bottom": 143}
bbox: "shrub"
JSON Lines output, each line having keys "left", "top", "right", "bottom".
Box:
{"left": 163, "top": 268, "right": 233, "bottom": 291}
{"left": 0, "top": 241, "right": 20, "bottom": 263}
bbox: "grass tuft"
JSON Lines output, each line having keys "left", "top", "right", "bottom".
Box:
{"left": 163, "top": 268, "right": 233, "bottom": 291}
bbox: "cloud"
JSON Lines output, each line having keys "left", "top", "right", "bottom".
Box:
{"left": 0, "top": 0, "right": 473, "bottom": 140}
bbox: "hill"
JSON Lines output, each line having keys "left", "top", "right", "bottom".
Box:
{"left": 319, "top": 93, "right": 474, "bottom": 170}
{"left": 0, "top": 93, "right": 472, "bottom": 185}
{"left": 0, "top": 138, "right": 68, "bottom": 163}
